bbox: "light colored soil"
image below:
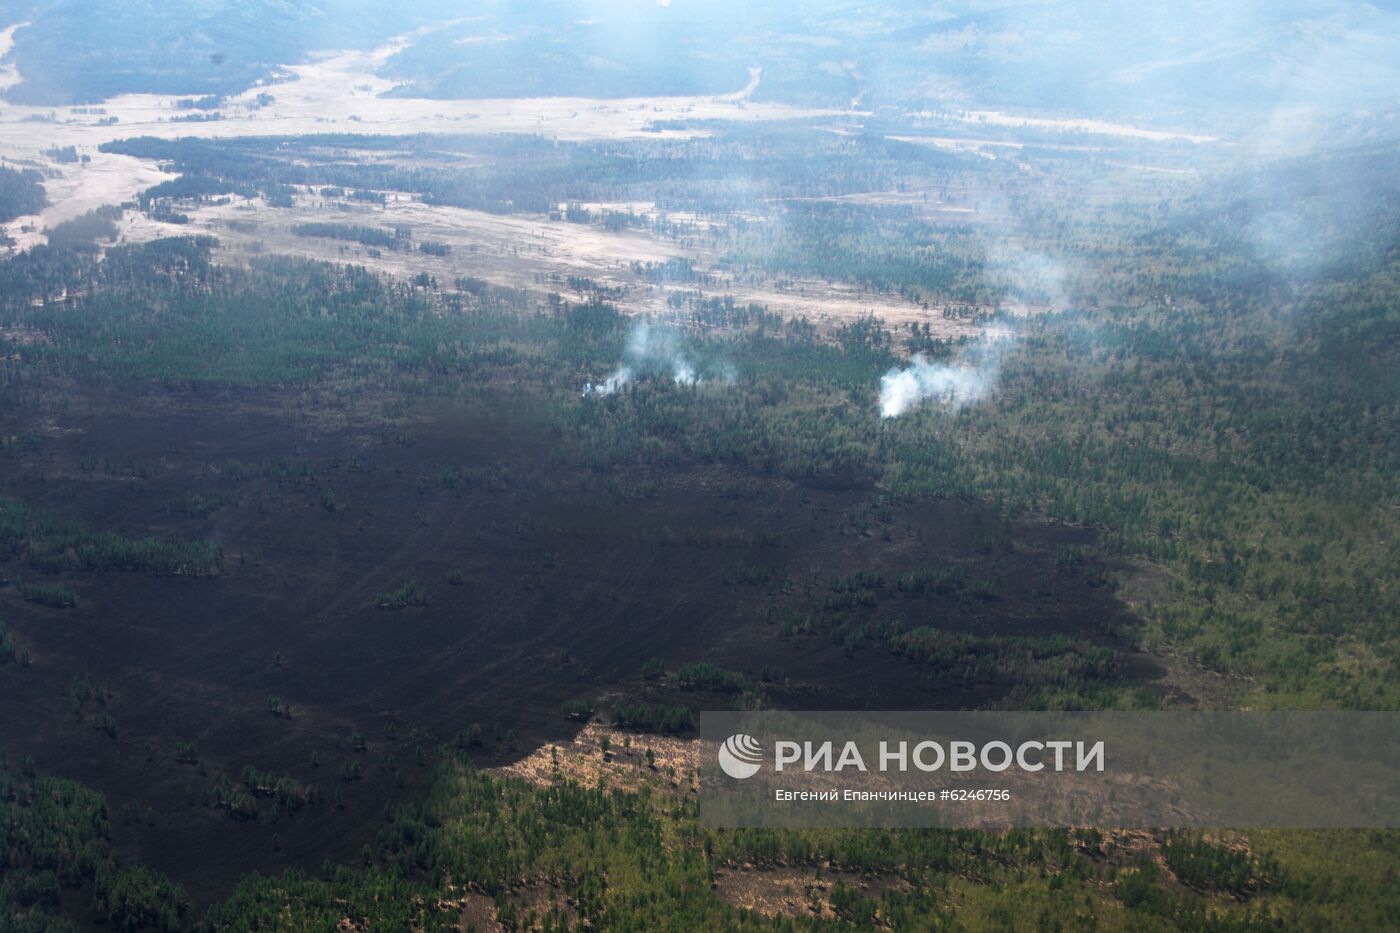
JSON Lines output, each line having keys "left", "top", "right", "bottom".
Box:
{"left": 495, "top": 721, "right": 700, "bottom": 794}
{"left": 109, "top": 188, "right": 987, "bottom": 335}
{"left": 0, "top": 16, "right": 977, "bottom": 334}
{"left": 943, "top": 109, "right": 1218, "bottom": 144}
{"left": 0, "top": 21, "right": 28, "bottom": 91}
{"left": 0, "top": 19, "right": 839, "bottom": 251}
{"left": 714, "top": 865, "right": 913, "bottom": 920}
{"left": 0, "top": 18, "right": 1193, "bottom": 334}
{"left": 0, "top": 28, "right": 839, "bottom": 157}
{"left": 1, "top": 150, "right": 170, "bottom": 249}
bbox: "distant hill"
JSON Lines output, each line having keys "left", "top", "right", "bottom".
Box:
{"left": 1, "top": 1, "right": 1397, "bottom": 140}
{"left": 0, "top": 0, "right": 452, "bottom": 104}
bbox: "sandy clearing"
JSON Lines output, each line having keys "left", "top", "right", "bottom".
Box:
{"left": 721, "top": 280, "right": 984, "bottom": 334}
{"left": 1, "top": 20, "right": 1020, "bottom": 336}
{"left": 943, "top": 109, "right": 1218, "bottom": 144}
{"left": 1101, "top": 160, "right": 1195, "bottom": 175}
{"left": 186, "top": 192, "right": 691, "bottom": 274}
{"left": 495, "top": 721, "right": 699, "bottom": 792}
{"left": 1, "top": 150, "right": 170, "bottom": 249}
{"left": 559, "top": 200, "right": 766, "bottom": 234}
{"left": 766, "top": 188, "right": 979, "bottom": 216}
{"left": 0, "top": 30, "right": 842, "bottom": 151}
{"left": 0, "top": 25, "right": 841, "bottom": 250}
{"left": 889, "top": 133, "right": 1104, "bottom": 154}
{"left": 109, "top": 188, "right": 982, "bottom": 336}
{"left": 0, "top": 21, "right": 28, "bottom": 91}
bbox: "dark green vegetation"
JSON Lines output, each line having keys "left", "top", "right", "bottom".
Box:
{"left": 12, "top": 139, "right": 1397, "bottom": 708}
{"left": 0, "top": 619, "right": 23, "bottom": 665}
{"left": 5, "top": 751, "right": 1399, "bottom": 930}
{"left": 612, "top": 703, "right": 694, "bottom": 734}
{"left": 0, "top": 496, "right": 221, "bottom": 575}
{"left": 376, "top": 580, "right": 428, "bottom": 609}
{"left": 1, "top": 116, "right": 1398, "bottom": 929}
{"left": 43, "top": 206, "right": 123, "bottom": 251}
{"left": 0, "top": 165, "right": 46, "bottom": 223}
{"left": 0, "top": 758, "right": 189, "bottom": 932}
{"left": 18, "top": 581, "right": 77, "bottom": 608}
{"left": 99, "top": 129, "right": 983, "bottom": 218}
{"left": 291, "top": 222, "right": 405, "bottom": 250}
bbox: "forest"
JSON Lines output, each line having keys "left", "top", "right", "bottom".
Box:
{"left": 0, "top": 165, "right": 46, "bottom": 223}
{"left": 4, "top": 747, "right": 1398, "bottom": 930}
{"left": 0, "top": 161, "right": 45, "bottom": 228}
{"left": 1, "top": 104, "right": 1397, "bottom": 931}
{"left": 99, "top": 130, "right": 984, "bottom": 218}
{"left": 4, "top": 145, "right": 1395, "bottom": 706}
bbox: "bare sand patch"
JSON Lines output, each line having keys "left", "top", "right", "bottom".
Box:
{"left": 0, "top": 21, "right": 28, "bottom": 91}
{"left": 0, "top": 25, "right": 838, "bottom": 261}
{"left": 0, "top": 30, "right": 841, "bottom": 152}
{"left": 495, "top": 721, "right": 700, "bottom": 794}
{"left": 1, "top": 150, "right": 170, "bottom": 249}
{"left": 110, "top": 189, "right": 985, "bottom": 336}
{"left": 714, "top": 865, "right": 913, "bottom": 920}
{"left": 1, "top": 22, "right": 1041, "bottom": 335}
{"left": 944, "top": 109, "right": 1218, "bottom": 144}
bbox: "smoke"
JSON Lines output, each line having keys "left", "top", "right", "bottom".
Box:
{"left": 879, "top": 328, "right": 1014, "bottom": 418}
{"left": 984, "top": 240, "right": 1069, "bottom": 311}
{"left": 878, "top": 231, "right": 1070, "bottom": 418}
{"left": 876, "top": 236, "right": 1063, "bottom": 418}
{"left": 585, "top": 366, "right": 636, "bottom": 396}
{"left": 584, "top": 319, "right": 716, "bottom": 396}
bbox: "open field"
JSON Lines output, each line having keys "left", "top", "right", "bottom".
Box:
{"left": 0, "top": 15, "right": 1224, "bottom": 334}
{"left": 0, "top": 24, "right": 843, "bottom": 254}
{"left": 172, "top": 194, "right": 987, "bottom": 335}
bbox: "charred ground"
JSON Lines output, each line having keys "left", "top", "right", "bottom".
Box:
{"left": 0, "top": 376, "right": 1158, "bottom": 902}
{"left": 0, "top": 126, "right": 1396, "bottom": 929}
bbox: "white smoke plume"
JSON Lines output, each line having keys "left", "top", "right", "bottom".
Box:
{"left": 875, "top": 236, "right": 1069, "bottom": 417}
{"left": 585, "top": 366, "right": 635, "bottom": 396}
{"left": 984, "top": 240, "right": 1069, "bottom": 311}
{"left": 879, "top": 327, "right": 1015, "bottom": 418}
{"left": 584, "top": 319, "right": 708, "bottom": 396}
{"left": 878, "top": 235, "right": 1061, "bottom": 418}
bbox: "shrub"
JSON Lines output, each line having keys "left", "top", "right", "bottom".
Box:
{"left": 1161, "top": 831, "right": 1281, "bottom": 896}
{"left": 377, "top": 580, "right": 428, "bottom": 609}
{"left": 561, "top": 698, "right": 595, "bottom": 721}
{"left": 20, "top": 582, "right": 76, "bottom": 608}
{"left": 93, "top": 863, "right": 189, "bottom": 932}
{"left": 896, "top": 565, "right": 1000, "bottom": 600}
{"left": 675, "top": 661, "right": 749, "bottom": 693}
{"left": 613, "top": 702, "right": 692, "bottom": 734}
{"left": 0, "top": 619, "right": 16, "bottom": 662}
{"left": 454, "top": 724, "right": 483, "bottom": 748}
